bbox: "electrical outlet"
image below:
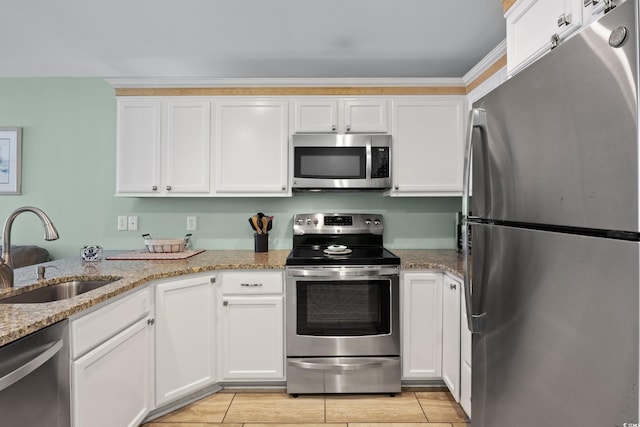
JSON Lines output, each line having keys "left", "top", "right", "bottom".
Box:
{"left": 127, "top": 216, "right": 138, "bottom": 231}
{"left": 117, "top": 216, "right": 128, "bottom": 231}
{"left": 186, "top": 216, "right": 197, "bottom": 231}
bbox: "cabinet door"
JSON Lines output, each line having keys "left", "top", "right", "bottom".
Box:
{"left": 442, "top": 275, "right": 461, "bottom": 402}
{"left": 391, "top": 98, "right": 466, "bottom": 196}
{"left": 165, "top": 100, "right": 212, "bottom": 194}
{"left": 343, "top": 99, "right": 389, "bottom": 133}
{"left": 116, "top": 100, "right": 162, "bottom": 194}
{"left": 215, "top": 100, "right": 289, "bottom": 195}
{"left": 72, "top": 318, "right": 152, "bottom": 427}
{"left": 219, "top": 295, "right": 284, "bottom": 380}
{"left": 460, "top": 281, "right": 472, "bottom": 417}
{"left": 506, "top": 0, "right": 583, "bottom": 75}
{"left": 401, "top": 272, "right": 442, "bottom": 379}
{"left": 155, "top": 275, "right": 216, "bottom": 406}
{"left": 293, "top": 99, "right": 338, "bottom": 133}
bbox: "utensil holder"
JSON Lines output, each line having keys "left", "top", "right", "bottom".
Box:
{"left": 254, "top": 233, "right": 268, "bottom": 252}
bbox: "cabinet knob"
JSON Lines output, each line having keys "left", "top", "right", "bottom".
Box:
{"left": 166, "top": 185, "right": 172, "bottom": 191}
{"left": 550, "top": 34, "right": 560, "bottom": 49}
{"left": 450, "top": 283, "right": 457, "bottom": 290}
{"left": 331, "top": 125, "right": 337, "bottom": 132}
{"left": 282, "top": 185, "right": 286, "bottom": 191}
{"left": 147, "top": 318, "right": 155, "bottom": 326}
{"left": 223, "top": 300, "right": 228, "bottom": 306}
{"left": 394, "top": 185, "right": 399, "bottom": 190}
{"left": 346, "top": 125, "right": 351, "bottom": 132}
{"left": 152, "top": 185, "right": 158, "bottom": 191}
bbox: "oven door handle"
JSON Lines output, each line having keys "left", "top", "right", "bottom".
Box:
{"left": 287, "top": 267, "right": 399, "bottom": 277}
{"left": 289, "top": 357, "right": 399, "bottom": 372}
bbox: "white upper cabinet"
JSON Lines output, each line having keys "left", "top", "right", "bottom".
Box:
{"left": 165, "top": 100, "right": 212, "bottom": 194}
{"left": 506, "top": 0, "right": 586, "bottom": 76}
{"left": 116, "top": 98, "right": 212, "bottom": 196}
{"left": 116, "top": 100, "right": 162, "bottom": 194}
{"left": 215, "top": 99, "right": 289, "bottom": 196}
{"left": 343, "top": 99, "right": 389, "bottom": 133}
{"left": 506, "top": 0, "right": 628, "bottom": 76}
{"left": 293, "top": 98, "right": 389, "bottom": 133}
{"left": 293, "top": 99, "right": 339, "bottom": 133}
{"left": 390, "top": 97, "right": 466, "bottom": 196}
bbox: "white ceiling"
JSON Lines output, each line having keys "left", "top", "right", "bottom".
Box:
{"left": 0, "top": 0, "right": 506, "bottom": 79}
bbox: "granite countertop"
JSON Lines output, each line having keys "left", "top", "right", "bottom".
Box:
{"left": 0, "top": 249, "right": 463, "bottom": 347}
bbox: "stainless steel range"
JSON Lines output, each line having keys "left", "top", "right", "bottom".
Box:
{"left": 285, "top": 213, "right": 401, "bottom": 396}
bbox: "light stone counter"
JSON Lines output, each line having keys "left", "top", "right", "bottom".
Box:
{"left": 0, "top": 249, "right": 463, "bottom": 347}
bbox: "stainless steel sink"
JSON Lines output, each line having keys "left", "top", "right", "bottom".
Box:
{"left": 0, "top": 278, "right": 120, "bottom": 304}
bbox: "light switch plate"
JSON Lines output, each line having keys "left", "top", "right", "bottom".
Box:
{"left": 127, "top": 216, "right": 138, "bottom": 231}
{"left": 117, "top": 216, "right": 128, "bottom": 231}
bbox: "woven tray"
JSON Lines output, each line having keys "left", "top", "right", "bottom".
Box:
{"left": 106, "top": 249, "right": 205, "bottom": 260}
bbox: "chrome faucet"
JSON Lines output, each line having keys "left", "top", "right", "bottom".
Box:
{"left": 0, "top": 206, "right": 59, "bottom": 289}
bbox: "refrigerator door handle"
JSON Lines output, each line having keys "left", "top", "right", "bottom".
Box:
{"left": 462, "top": 107, "right": 487, "bottom": 333}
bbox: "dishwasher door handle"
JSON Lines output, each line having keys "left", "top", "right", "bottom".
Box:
{"left": 0, "top": 339, "right": 63, "bottom": 392}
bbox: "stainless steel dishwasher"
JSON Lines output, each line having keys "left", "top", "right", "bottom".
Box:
{"left": 0, "top": 320, "right": 70, "bottom": 426}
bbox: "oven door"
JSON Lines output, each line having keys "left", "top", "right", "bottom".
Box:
{"left": 286, "top": 266, "right": 400, "bottom": 357}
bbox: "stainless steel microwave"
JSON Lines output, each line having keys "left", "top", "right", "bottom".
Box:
{"left": 291, "top": 134, "right": 392, "bottom": 191}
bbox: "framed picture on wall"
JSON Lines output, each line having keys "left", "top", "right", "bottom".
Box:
{"left": 0, "top": 128, "right": 22, "bottom": 195}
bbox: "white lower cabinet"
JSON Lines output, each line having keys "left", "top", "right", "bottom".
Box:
{"left": 442, "top": 274, "right": 461, "bottom": 402}
{"left": 401, "top": 271, "right": 443, "bottom": 379}
{"left": 218, "top": 271, "right": 285, "bottom": 381}
{"left": 155, "top": 274, "right": 217, "bottom": 406}
{"left": 460, "top": 278, "right": 472, "bottom": 417}
{"left": 70, "top": 287, "right": 153, "bottom": 427}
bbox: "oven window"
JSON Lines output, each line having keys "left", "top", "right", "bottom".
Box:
{"left": 296, "top": 280, "right": 391, "bottom": 336}
{"left": 294, "top": 147, "right": 366, "bottom": 179}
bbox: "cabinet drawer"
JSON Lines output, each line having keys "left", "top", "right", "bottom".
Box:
{"left": 71, "top": 287, "right": 151, "bottom": 358}
{"left": 221, "top": 271, "right": 283, "bottom": 294}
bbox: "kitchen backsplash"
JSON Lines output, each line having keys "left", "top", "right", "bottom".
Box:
{"left": 114, "top": 193, "right": 462, "bottom": 252}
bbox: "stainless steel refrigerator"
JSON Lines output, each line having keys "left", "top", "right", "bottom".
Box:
{"left": 462, "top": 1, "right": 639, "bottom": 426}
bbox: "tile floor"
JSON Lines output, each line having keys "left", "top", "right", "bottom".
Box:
{"left": 142, "top": 389, "right": 470, "bottom": 427}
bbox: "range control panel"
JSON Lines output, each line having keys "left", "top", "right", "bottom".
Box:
{"left": 293, "top": 213, "right": 383, "bottom": 235}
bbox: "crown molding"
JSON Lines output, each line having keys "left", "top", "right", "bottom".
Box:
{"left": 105, "top": 77, "right": 464, "bottom": 89}
{"left": 462, "top": 39, "right": 507, "bottom": 86}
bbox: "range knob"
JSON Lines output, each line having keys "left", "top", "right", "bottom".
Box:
{"left": 306, "top": 218, "right": 312, "bottom": 225}
{"left": 373, "top": 219, "right": 381, "bottom": 225}
{"left": 365, "top": 218, "right": 372, "bottom": 225}
{"left": 296, "top": 219, "right": 304, "bottom": 225}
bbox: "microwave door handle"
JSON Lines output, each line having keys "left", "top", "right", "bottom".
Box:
{"left": 463, "top": 107, "right": 487, "bottom": 334}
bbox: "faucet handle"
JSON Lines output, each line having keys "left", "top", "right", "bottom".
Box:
{"left": 37, "top": 265, "right": 58, "bottom": 280}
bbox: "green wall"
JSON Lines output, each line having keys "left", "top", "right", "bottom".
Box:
{"left": 0, "top": 78, "right": 461, "bottom": 260}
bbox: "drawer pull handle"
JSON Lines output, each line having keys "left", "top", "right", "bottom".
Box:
{"left": 241, "top": 283, "right": 263, "bottom": 287}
